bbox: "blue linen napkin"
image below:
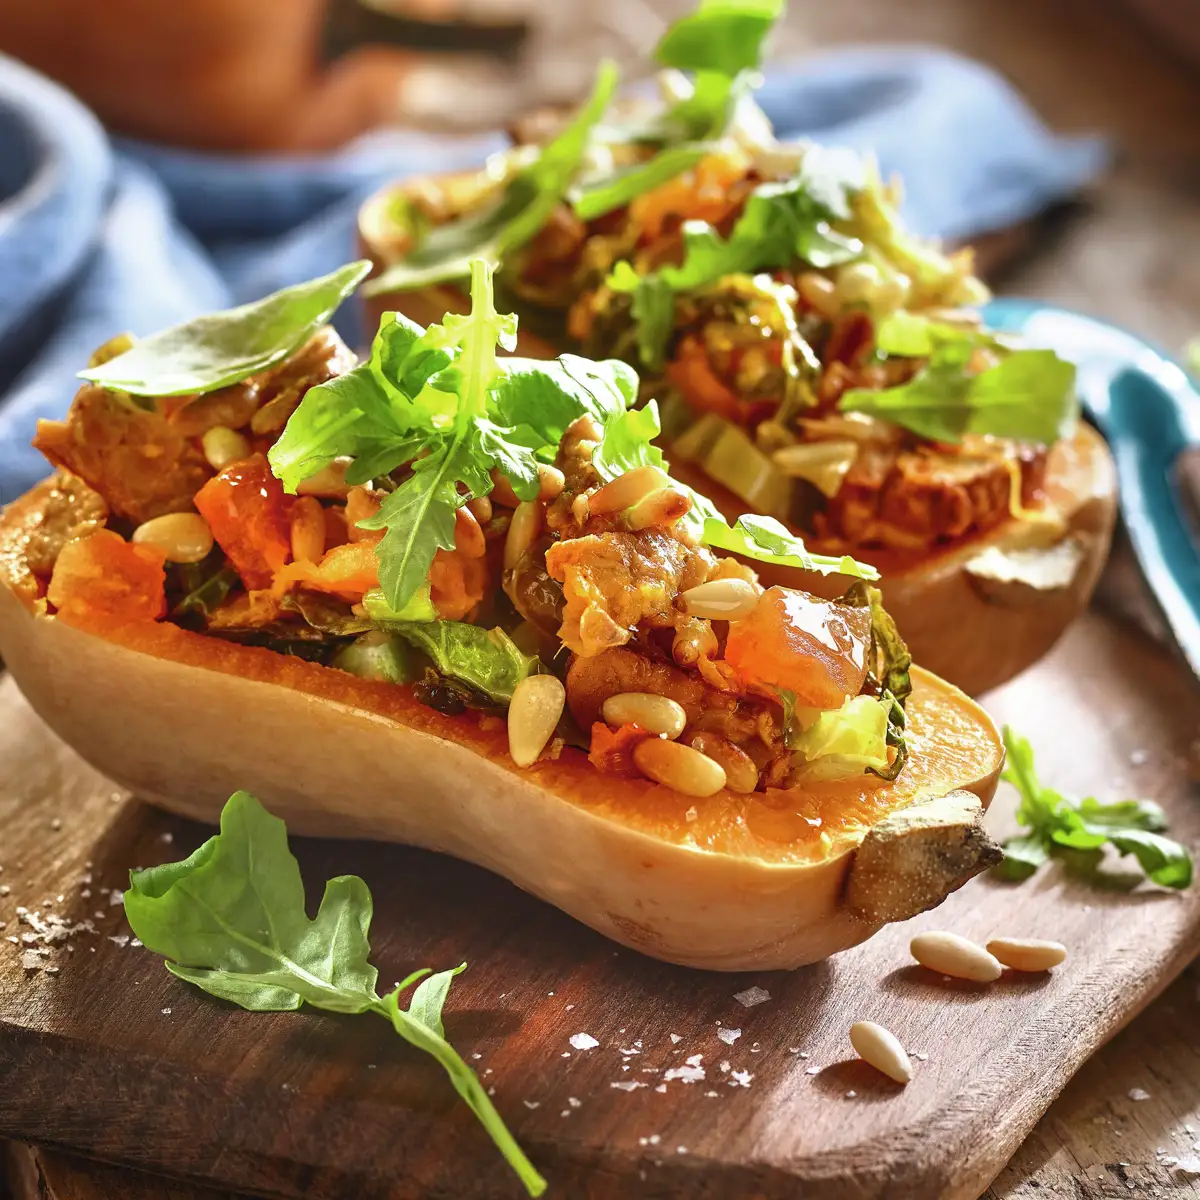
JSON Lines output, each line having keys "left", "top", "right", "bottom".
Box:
{"left": 0, "top": 48, "right": 1106, "bottom": 504}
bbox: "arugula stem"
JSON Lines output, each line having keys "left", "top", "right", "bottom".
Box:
{"left": 368, "top": 998, "right": 548, "bottom": 1197}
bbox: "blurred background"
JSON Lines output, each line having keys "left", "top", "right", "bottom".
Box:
{"left": 0, "top": 0, "right": 1195, "bottom": 350}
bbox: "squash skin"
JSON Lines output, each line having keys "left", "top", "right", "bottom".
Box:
{"left": 360, "top": 177, "right": 1116, "bottom": 697}
{"left": 0, "top": 487, "right": 1003, "bottom": 972}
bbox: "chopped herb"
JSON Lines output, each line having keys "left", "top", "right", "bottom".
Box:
{"left": 124, "top": 792, "right": 546, "bottom": 1196}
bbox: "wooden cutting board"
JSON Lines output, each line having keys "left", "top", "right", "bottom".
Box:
{"left": 1, "top": 609, "right": 1198, "bottom": 1200}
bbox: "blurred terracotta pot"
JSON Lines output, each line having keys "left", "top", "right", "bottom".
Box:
{"left": 0, "top": 0, "right": 417, "bottom": 151}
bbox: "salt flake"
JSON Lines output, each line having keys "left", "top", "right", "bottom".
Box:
{"left": 611, "top": 1081, "right": 646, "bottom": 1092}
{"left": 1129, "top": 1087, "right": 1152, "bottom": 1102}
{"left": 717, "top": 1026, "right": 741, "bottom": 1045}
{"left": 570, "top": 1033, "right": 599, "bottom": 1051}
{"left": 669, "top": 1033, "right": 682, "bottom": 1044}
{"left": 733, "top": 986, "right": 771, "bottom": 1008}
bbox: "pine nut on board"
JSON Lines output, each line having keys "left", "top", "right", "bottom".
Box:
{"left": 910, "top": 931, "right": 1003, "bottom": 982}
{"left": 986, "top": 938, "right": 1068, "bottom": 972}
{"left": 849, "top": 1021, "right": 912, "bottom": 1084}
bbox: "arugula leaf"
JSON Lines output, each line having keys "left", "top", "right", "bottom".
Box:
{"left": 841, "top": 315, "right": 1078, "bottom": 446}
{"left": 998, "top": 726, "right": 1193, "bottom": 889}
{"left": 269, "top": 313, "right": 435, "bottom": 493}
{"left": 607, "top": 145, "right": 864, "bottom": 367}
{"left": 655, "top": 0, "right": 783, "bottom": 76}
{"left": 363, "top": 599, "right": 538, "bottom": 703}
{"left": 359, "top": 443, "right": 473, "bottom": 611}
{"left": 125, "top": 792, "right": 545, "bottom": 1196}
{"left": 607, "top": 263, "right": 677, "bottom": 372}
{"left": 80, "top": 262, "right": 371, "bottom": 397}
{"left": 703, "top": 514, "right": 880, "bottom": 579}
{"left": 491, "top": 353, "right": 637, "bottom": 446}
{"left": 653, "top": 0, "right": 784, "bottom": 141}
{"left": 367, "top": 62, "right": 619, "bottom": 295}
{"left": 572, "top": 144, "right": 710, "bottom": 222}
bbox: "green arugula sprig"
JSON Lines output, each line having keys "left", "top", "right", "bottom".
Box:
{"left": 997, "top": 727, "right": 1192, "bottom": 889}
{"left": 607, "top": 145, "right": 864, "bottom": 368}
{"left": 648, "top": 0, "right": 783, "bottom": 146}
{"left": 79, "top": 262, "right": 372, "bottom": 396}
{"left": 272, "top": 258, "right": 636, "bottom": 613}
{"left": 840, "top": 313, "right": 1078, "bottom": 446}
{"left": 571, "top": 0, "right": 785, "bottom": 220}
{"left": 124, "top": 792, "right": 546, "bottom": 1196}
{"left": 366, "top": 61, "right": 619, "bottom": 295}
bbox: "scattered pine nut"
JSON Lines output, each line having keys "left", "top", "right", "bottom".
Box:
{"left": 986, "top": 937, "right": 1067, "bottom": 973}
{"left": 910, "top": 931, "right": 1002, "bottom": 982}
{"left": 849, "top": 1021, "right": 912, "bottom": 1084}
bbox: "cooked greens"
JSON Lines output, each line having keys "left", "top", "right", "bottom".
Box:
{"left": 79, "top": 262, "right": 371, "bottom": 396}
{"left": 124, "top": 792, "right": 546, "bottom": 1196}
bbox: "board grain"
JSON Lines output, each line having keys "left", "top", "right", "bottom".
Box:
{"left": 1, "top": 610, "right": 1198, "bottom": 1200}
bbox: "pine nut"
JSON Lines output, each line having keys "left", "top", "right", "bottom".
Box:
{"left": 796, "top": 271, "right": 839, "bottom": 318}
{"left": 489, "top": 471, "right": 520, "bottom": 508}
{"left": 849, "top": 1021, "right": 912, "bottom": 1084}
{"left": 454, "top": 505, "right": 487, "bottom": 559}
{"left": 624, "top": 487, "right": 692, "bottom": 531}
{"left": 633, "top": 738, "right": 726, "bottom": 797}
{"left": 681, "top": 578, "right": 760, "bottom": 621}
{"left": 131, "top": 513, "right": 214, "bottom": 564}
{"left": 504, "top": 500, "right": 544, "bottom": 571}
{"left": 467, "top": 495, "right": 493, "bottom": 525}
{"left": 296, "top": 459, "right": 351, "bottom": 498}
{"left": 508, "top": 674, "right": 566, "bottom": 767}
{"left": 589, "top": 466, "right": 669, "bottom": 515}
{"left": 835, "top": 261, "right": 884, "bottom": 306}
{"left": 986, "top": 938, "right": 1067, "bottom": 973}
{"left": 910, "top": 932, "right": 1002, "bottom": 982}
{"left": 537, "top": 464, "right": 566, "bottom": 502}
{"left": 201, "top": 425, "right": 250, "bottom": 471}
{"left": 602, "top": 693, "right": 687, "bottom": 739}
{"left": 684, "top": 732, "right": 758, "bottom": 793}
{"left": 290, "top": 496, "right": 326, "bottom": 564}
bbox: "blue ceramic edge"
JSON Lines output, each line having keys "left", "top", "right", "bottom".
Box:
{"left": 984, "top": 298, "right": 1200, "bottom": 679}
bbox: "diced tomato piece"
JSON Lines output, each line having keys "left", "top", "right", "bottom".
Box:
{"left": 588, "top": 722, "right": 653, "bottom": 777}
{"left": 667, "top": 336, "right": 742, "bottom": 423}
{"left": 275, "top": 540, "right": 380, "bottom": 603}
{"left": 193, "top": 454, "right": 293, "bottom": 590}
{"left": 47, "top": 530, "right": 166, "bottom": 624}
{"left": 724, "top": 586, "right": 872, "bottom": 709}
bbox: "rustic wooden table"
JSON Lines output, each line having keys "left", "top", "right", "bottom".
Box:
{"left": 2, "top": 1, "right": 1198, "bottom": 1198}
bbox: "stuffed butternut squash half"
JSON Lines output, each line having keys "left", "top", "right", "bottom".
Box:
{"left": 359, "top": 2, "right": 1116, "bottom": 696}
{"left": 0, "top": 257, "right": 1003, "bottom": 971}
